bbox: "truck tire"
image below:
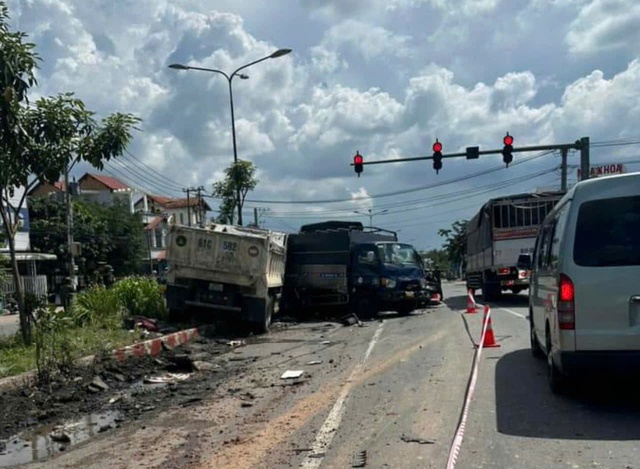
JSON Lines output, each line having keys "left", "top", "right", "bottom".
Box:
{"left": 256, "top": 295, "right": 275, "bottom": 334}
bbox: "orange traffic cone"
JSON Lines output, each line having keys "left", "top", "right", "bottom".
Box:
{"left": 481, "top": 304, "right": 500, "bottom": 348}
{"left": 466, "top": 290, "right": 477, "bottom": 314}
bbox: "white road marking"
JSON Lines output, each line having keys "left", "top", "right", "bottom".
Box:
{"left": 299, "top": 322, "right": 384, "bottom": 469}
{"left": 499, "top": 307, "right": 526, "bottom": 319}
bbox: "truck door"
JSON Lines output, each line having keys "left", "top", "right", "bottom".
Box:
{"left": 351, "top": 245, "right": 381, "bottom": 296}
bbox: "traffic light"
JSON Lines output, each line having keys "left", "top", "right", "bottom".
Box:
{"left": 432, "top": 139, "right": 443, "bottom": 174}
{"left": 354, "top": 151, "right": 364, "bottom": 177}
{"left": 502, "top": 133, "right": 514, "bottom": 167}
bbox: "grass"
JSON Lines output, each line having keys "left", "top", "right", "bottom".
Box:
{"left": 0, "top": 325, "right": 141, "bottom": 379}
{"left": 0, "top": 276, "right": 168, "bottom": 380}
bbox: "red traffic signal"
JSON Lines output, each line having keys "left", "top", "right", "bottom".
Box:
{"left": 502, "top": 133, "right": 514, "bottom": 167}
{"left": 354, "top": 151, "right": 364, "bottom": 177}
{"left": 432, "top": 139, "right": 443, "bottom": 174}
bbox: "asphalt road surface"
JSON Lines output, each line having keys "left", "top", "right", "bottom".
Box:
{"left": 18, "top": 282, "right": 640, "bottom": 468}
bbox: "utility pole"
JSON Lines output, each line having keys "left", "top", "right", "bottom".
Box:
{"left": 579, "top": 136, "right": 590, "bottom": 183}
{"left": 254, "top": 207, "right": 258, "bottom": 227}
{"left": 194, "top": 186, "right": 205, "bottom": 227}
{"left": 560, "top": 148, "right": 568, "bottom": 191}
{"left": 64, "top": 167, "right": 76, "bottom": 288}
{"left": 182, "top": 187, "right": 196, "bottom": 227}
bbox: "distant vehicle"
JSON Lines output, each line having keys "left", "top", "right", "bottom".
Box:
{"left": 529, "top": 172, "right": 640, "bottom": 393}
{"left": 282, "top": 221, "right": 431, "bottom": 317}
{"left": 465, "top": 190, "right": 565, "bottom": 300}
{"left": 165, "top": 223, "right": 288, "bottom": 333}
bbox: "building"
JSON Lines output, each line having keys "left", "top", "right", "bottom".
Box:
{"left": 134, "top": 194, "right": 212, "bottom": 273}
{"left": 77, "top": 174, "right": 136, "bottom": 211}
{"left": 1, "top": 186, "right": 56, "bottom": 304}
{"left": 27, "top": 180, "right": 67, "bottom": 199}
{"left": 134, "top": 194, "right": 211, "bottom": 227}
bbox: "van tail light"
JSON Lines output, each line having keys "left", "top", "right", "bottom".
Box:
{"left": 498, "top": 268, "right": 510, "bottom": 275}
{"left": 558, "top": 273, "right": 575, "bottom": 330}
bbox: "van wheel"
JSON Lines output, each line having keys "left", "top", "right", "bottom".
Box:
{"left": 530, "top": 314, "right": 544, "bottom": 359}
{"left": 546, "top": 330, "right": 567, "bottom": 394}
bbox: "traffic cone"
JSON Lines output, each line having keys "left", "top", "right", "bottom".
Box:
{"left": 481, "top": 304, "right": 500, "bottom": 348}
{"left": 466, "top": 290, "right": 477, "bottom": 314}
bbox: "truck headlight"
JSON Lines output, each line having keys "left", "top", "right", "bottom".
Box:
{"left": 380, "top": 277, "right": 397, "bottom": 289}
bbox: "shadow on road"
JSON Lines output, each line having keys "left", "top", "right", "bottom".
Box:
{"left": 484, "top": 293, "right": 529, "bottom": 309}
{"left": 496, "top": 349, "right": 640, "bottom": 440}
{"left": 444, "top": 295, "right": 468, "bottom": 311}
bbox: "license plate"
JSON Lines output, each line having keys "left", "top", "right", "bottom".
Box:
{"left": 208, "top": 283, "right": 223, "bottom": 292}
{"left": 405, "top": 291, "right": 415, "bottom": 298}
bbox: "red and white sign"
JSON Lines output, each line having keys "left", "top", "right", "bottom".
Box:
{"left": 577, "top": 163, "right": 626, "bottom": 179}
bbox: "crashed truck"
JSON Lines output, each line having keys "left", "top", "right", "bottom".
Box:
{"left": 281, "top": 221, "right": 435, "bottom": 318}
{"left": 164, "top": 222, "right": 287, "bottom": 333}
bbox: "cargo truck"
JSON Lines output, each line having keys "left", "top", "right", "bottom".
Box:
{"left": 282, "top": 221, "right": 432, "bottom": 317}
{"left": 164, "top": 223, "right": 287, "bottom": 333}
{"left": 465, "top": 191, "right": 564, "bottom": 300}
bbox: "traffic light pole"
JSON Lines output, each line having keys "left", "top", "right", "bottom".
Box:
{"left": 351, "top": 136, "right": 592, "bottom": 181}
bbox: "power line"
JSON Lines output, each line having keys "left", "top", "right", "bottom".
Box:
{"left": 267, "top": 167, "right": 556, "bottom": 219}
{"left": 123, "top": 150, "right": 188, "bottom": 191}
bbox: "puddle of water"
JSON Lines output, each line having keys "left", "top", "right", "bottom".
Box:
{"left": 0, "top": 410, "right": 123, "bottom": 467}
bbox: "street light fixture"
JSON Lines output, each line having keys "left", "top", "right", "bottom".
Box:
{"left": 168, "top": 48, "right": 292, "bottom": 226}
{"left": 354, "top": 208, "right": 389, "bottom": 228}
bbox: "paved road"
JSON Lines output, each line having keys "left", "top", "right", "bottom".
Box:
{"left": 23, "top": 282, "right": 640, "bottom": 469}
{"left": 0, "top": 314, "right": 19, "bottom": 339}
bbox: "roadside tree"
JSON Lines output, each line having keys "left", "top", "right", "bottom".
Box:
{"left": 0, "top": 2, "right": 140, "bottom": 343}
{"left": 212, "top": 160, "right": 258, "bottom": 225}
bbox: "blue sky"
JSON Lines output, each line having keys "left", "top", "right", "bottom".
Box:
{"left": 8, "top": 0, "right": 640, "bottom": 250}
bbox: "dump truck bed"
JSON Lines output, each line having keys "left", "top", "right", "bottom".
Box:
{"left": 166, "top": 224, "right": 287, "bottom": 289}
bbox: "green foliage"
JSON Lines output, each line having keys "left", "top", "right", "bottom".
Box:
{"left": 0, "top": 1, "right": 140, "bottom": 345}
{"left": 438, "top": 219, "right": 468, "bottom": 268}
{"left": 65, "top": 284, "right": 125, "bottom": 329}
{"left": 421, "top": 248, "right": 449, "bottom": 270}
{"left": 29, "top": 197, "right": 145, "bottom": 276}
{"left": 212, "top": 160, "right": 258, "bottom": 224}
{"left": 112, "top": 276, "right": 168, "bottom": 320}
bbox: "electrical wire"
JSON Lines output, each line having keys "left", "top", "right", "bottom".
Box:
{"left": 265, "top": 167, "right": 556, "bottom": 219}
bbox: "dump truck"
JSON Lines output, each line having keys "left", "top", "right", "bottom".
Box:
{"left": 465, "top": 190, "right": 564, "bottom": 300}
{"left": 282, "top": 220, "right": 432, "bottom": 317}
{"left": 164, "top": 223, "right": 287, "bottom": 333}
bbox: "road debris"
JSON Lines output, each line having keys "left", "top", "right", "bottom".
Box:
{"left": 307, "top": 360, "right": 323, "bottom": 365}
{"left": 281, "top": 370, "right": 304, "bottom": 379}
{"left": 352, "top": 450, "right": 367, "bottom": 467}
{"left": 401, "top": 434, "right": 436, "bottom": 445}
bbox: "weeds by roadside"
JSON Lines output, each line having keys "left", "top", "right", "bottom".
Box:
{"left": 0, "top": 275, "right": 167, "bottom": 380}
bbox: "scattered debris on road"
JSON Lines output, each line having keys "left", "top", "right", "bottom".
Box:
{"left": 281, "top": 370, "right": 304, "bottom": 379}
{"left": 400, "top": 434, "right": 436, "bottom": 445}
{"left": 352, "top": 450, "right": 367, "bottom": 467}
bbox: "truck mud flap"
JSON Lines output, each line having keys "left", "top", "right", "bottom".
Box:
{"left": 166, "top": 284, "right": 189, "bottom": 318}
{"left": 242, "top": 297, "right": 269, "bottom": 329}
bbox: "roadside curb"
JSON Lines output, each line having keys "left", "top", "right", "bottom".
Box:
{"left": 112, "top": 328, "right": 200, "bottom": 362}
{"left": 0, "top": 327, "right": 201, "bottom": 391}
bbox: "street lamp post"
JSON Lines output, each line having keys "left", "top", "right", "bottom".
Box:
{"left": 354, "top": 208, "right": 389, "bottom": 228}
{"left": 169, "top": 48, "right": 292, "bottom": 226}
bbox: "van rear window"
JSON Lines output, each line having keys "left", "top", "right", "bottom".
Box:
{"left": 574, "top": 195, "right": 640, "bottom": 267}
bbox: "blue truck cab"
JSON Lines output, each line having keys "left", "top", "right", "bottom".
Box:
{"left": 282, "top": 221, "right": 432, "bottom": 318}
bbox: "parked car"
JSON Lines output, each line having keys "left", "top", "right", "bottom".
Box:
{"left": 529, "top": 172, "right": 640, "bottom": 393}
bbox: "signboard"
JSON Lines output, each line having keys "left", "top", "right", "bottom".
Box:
{"left": 577, "top": 163, "right": 626, "bottom": 180}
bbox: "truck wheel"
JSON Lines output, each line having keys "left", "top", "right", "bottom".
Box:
{"left": 257, "top": 295, "right": 275, "bottom": 334}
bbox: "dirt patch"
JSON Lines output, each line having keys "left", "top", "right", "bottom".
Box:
{"left": 0, "top": 334, "right": 249, "bottom": 466}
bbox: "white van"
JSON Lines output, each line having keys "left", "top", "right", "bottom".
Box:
{"left": 529, "top": 172, "right": 640, "bottom": 393}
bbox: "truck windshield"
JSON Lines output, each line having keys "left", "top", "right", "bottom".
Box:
{"left": 378, "top": 243, "right": 422, "bottom": 266}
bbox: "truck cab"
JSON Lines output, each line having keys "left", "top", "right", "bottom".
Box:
{"left": 282, "top": 221, "right": 431, "bottom": 318}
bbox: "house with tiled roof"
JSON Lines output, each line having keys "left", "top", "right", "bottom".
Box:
{"left": 27, "top": 180, "right": 67, "bottom": 198}
{"left": 134, "top": 194, "right": 211, "bottom": 227}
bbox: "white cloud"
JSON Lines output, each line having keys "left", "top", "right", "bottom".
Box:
{"left": 6, "top": 0, "right": 640, "bottom": 251}
{"left": 566, "top": 0, "right": 640, "bottom": 56}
